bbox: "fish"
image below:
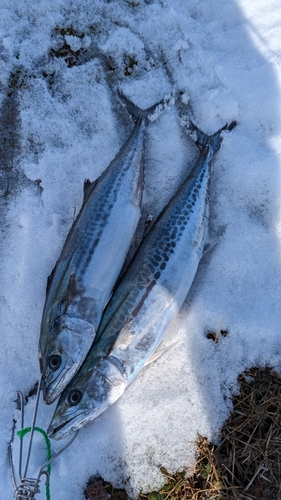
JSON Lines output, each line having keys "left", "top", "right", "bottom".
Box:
{"left": 47, "top": 120, "right": 235, "bottom": 439}
{"left": 39, "top": 90, "right": 167, "bottom": 405}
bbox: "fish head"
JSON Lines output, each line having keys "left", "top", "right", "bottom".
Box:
{"left": 47, "top": 355, "right": 127, "bottom": 440}
{"left": 39, "top": 314, "right": 96, "bottom": 405}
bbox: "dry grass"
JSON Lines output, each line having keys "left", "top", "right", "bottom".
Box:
{"left": 85, "top": 366, "right": 281, "bottom": 500}
{"left": 215, "top": 366, "right": 281, "bottom": 499}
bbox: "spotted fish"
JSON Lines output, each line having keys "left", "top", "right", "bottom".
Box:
{"left": 48, "top": 120, "right": 234, "bottom": 438}
{"left": 39, "top": 90, "right": 166, "bottom": 405}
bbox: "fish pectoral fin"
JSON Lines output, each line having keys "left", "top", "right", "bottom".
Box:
{"left": 144, "top": 350, "right": 163, "bottom": 367}
{"left": 203, "top": 236, "right": 220, "bottom": 256}
{"left": 144, "top": 338, "right": 179, "bottom": 367}
{"left": 111, "top": 319, "right": 134, "bottom": 350}
{"left": 66, "top": 272, "right": 84, "bottom": 305}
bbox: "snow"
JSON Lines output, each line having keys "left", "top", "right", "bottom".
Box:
{"left": 1, "top": 0, "right": 281, "bottom": 498}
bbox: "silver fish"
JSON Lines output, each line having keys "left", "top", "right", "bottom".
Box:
{"left": 39, "top": 90, "right": 166, "bottom": 405}
{"left": 48, "top": 121, "right": 234, "bottom": 439}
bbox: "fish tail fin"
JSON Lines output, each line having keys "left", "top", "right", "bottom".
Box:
{"left": 117, "top": 88, "right": 173, "bottom": 123}
{"left": 183, "top": 119, "right": 237, "bottom": 153}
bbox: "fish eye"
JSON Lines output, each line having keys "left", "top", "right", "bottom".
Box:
{"left": 49, "top": 354, "right": 62, "bottom": 371}
{"left": 68, "top": 389, "right": 83, "bottom": 406}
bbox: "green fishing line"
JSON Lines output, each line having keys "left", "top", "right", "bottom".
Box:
{"left": 17, "top": 426, "right": 51, "bottom": 500}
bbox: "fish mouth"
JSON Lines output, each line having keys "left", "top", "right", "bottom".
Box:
{"left": 48, "top": 411, "right": 90, "bottom": 440}
{"left": 47, "top": 418, "right": 75, "bottom": 440}
{"left": 43, "top": 362, "right": 77, "bottom": 404}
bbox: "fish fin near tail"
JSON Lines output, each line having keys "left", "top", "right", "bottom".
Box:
{"left": 117, "top": 88, "right": 173, "bottom": 124}
{"left": 203, "top": 236, "right": 220, "bottom": 256}
{"left": 182, "top": 118, "right": 237, "bottom": 153}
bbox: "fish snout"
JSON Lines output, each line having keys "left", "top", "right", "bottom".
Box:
{"left": 42, "top": 357, "right": 78, "bottom": 404}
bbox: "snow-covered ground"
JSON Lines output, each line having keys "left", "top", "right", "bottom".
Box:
{"left": 1, "top": 0, "right": 281, "bottom": 498}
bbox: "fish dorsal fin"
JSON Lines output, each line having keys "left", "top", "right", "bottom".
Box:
{"left": 83, "top": 177, "right": 100, "bottom": 201}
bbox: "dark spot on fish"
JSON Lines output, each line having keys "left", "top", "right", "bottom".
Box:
{"left": 80, "top": 264, "right": 87, "bottom": 276}
{"left": 140, "top": 273, "right": 150, "bottom": 284}
{"left": 164, "top": 254, "right": 169, "bottom": 262}
{"left": 131, "top": 287, "right": 140, "bottom": 299}
{"left": 83, "top": 256, "right": 91, "bottom": 269}
{"left": 160, "top": 262, "right": 166, "bottom": 270}
{"left": 171, "top": 241, "right": 176, "bottom": 248}
{"left": 154, "top": 271, "right": 161, "bottom": 279}
{"left": 151, "top": 259, "right": 158, "bottom": 267}
{"left": 180, "top": 226, "right": 185, "bottom": 231}
{"left": 138, "top": 272, "right": 146, "bottom": 283}
{"left": 155, "top": 254, "right": 161, "bottom": 262}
